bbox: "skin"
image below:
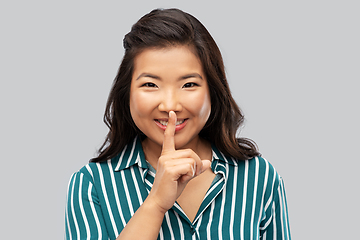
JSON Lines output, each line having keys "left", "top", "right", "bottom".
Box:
{"left": 117, "top": 46, "right": 214, "bottom": 239}
{"left": 129, "top": 45, "right": 212, "bottom": 160}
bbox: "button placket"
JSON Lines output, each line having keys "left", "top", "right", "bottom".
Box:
{"left": 190, "top": 226, "right": 196, "bottom": 235}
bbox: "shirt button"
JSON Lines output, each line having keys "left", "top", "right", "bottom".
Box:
{"left": 190, "top": 227, "right": 196, "bottom": 235}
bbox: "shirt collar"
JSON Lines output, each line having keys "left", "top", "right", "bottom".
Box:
{"left": 113, "top": 136, "right": 238, "bottom": 172}
{"left": 211, "top": 143, "right": 238, "bottom": 167}
{"left": 114, "top": 136, "right": 148, "bottom": 171}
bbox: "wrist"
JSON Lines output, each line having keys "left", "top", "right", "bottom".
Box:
{"left": 143, "top": 194, "right": 169, "bottom": 216}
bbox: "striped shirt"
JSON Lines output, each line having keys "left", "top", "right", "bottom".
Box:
{"left": 65, "top": 137, "right": 291, "bottom": 239}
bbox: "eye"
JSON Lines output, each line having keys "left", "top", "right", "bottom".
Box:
{"left": 183, "top": 82, "right": 199, "bottom": 88}
{"left": 141, "top": 82, "right": 158, "bottom": 88}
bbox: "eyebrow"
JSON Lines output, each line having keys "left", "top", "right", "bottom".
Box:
{"left": 136, "top": 73, "right": 203, "bottom": 81}
{"left": 180, "top": 73, "right": 203, "bottom": 80}
{"left": 136, "top": 73, "right": 160, "bottom": 80}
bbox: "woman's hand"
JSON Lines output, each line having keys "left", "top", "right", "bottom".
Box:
{"left": 147, "top": 111, "right": 211, "bottom": 214}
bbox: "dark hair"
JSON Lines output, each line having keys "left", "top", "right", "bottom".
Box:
{"left": 91, "top": 8, "right": 259, "bottom": 163}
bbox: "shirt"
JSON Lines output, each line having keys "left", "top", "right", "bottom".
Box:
{"left": 65, "top": 137, "right": 291, "bottom": 239}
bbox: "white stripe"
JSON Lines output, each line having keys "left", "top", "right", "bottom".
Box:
{"left": 175, "top": 212, "right": 185, "bottom": 240}
{"left": 195, "top": 214, "right": 203, "bottom": 230}
{"left": 78, "top": 174, "right": 91, "bottom": 240}
{"left": 140, "top": 167, "right": 147, "bottom": 182}
{"left": 65, "top": 211, "right": 72, "bottom": 240}
{"left": 85, "top": 164, "right": 94, "bottom": 179}
{"left": 280, "top": 180, "right": 290, "bottom": 239}
{"left": 260, "top": 159, "right": 269, "bottom": 209}
{"left": 70, "top": 173, "right": 80, "bottom": 240}
{"left": 250, "top": 157, "right": 259, "bottom": 240}
{"left": 278, "top": 185, "right": 285, "bottom": 239}
{"left": 264, "top": 170, "right": 276, "bottom": 212}
{"left": 107, "top": 161, "right": 127, "bottom": 226}
{"left": 130, "top": 166, "right": 144, "bottom": 205}
{"left": 121, "top": 170, "right": 135, "bottom": 215}
{"left": 206, "top": 201, "right": 215, "bottom": 240}
{"left": 263, "top": 231, "right": 267, "bottom": 240}
{"left": 192, "top": 232, "right": 196, "bottom": 240}
{"left": 96, "top": 163, "right": 119, "bottom": 237}
{"left": 174, "top": 203, "right": 187, "bottom": 219}
{"left": 147, "top": 170, "right": 156, "bottom": 178}
{"left": 164, "top": 212, "right": 175, "bottom": 239}
{"left": 88, "top": 184, "right": 102, "bottom": 240}
{"left": 159, "top": 227, "right": 164, "bottom": 240}
{"left": 192, "top": 217, "right": 200, "bottom": 240}
{"left": 217, "top": 163, "right": 228, "bottom": 240}
{"left": 258, "top": 158, "right": 269, "bottom": 235}
{"left": 115, "top": 144, "right": 128, "bottom": 170}
{"left": 65, "top": 209, "right": 72, "bottom": 240}
{"left": 220, "top": 151, "right": 238, "bottom": 167}
{"left": 272, "top": 203, "right": 277, "bottom": 239}
{"left": 144, "top": 178, "right": 153, "bottom": 191}
{"left": 65, "top": 173, "right": 75, "bottom": 240}
{"left": 125, "top": 138, "right": 137, "bottom": 167}
{"left": 203, "top": 177, "right": 223, "bottom": 200}
{"left": 229, "top": 162, "right": 238, "bottom": 240}
{"left": 279, "top": 181, "right": 290, "bottom": 239}
{"left": 260, "top": 214, "right": 273, "bottom": 230}
{"left": 240, "top": 160, "right": 249, "bottom": 240}
{"left": 212, "top": 150, "right": 219, "bottom": 160}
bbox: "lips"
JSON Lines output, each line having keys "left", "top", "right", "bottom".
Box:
{"left": 157, "top": 119, "right": 185, "bottom": 126}
{"left": 155, "top": 118, "right": 188, "bottom": 131}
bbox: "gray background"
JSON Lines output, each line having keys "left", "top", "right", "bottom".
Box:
{"left": 1, "top": 0, "right": 359, "bottom": 239}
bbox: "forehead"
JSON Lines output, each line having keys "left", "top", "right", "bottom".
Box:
{"left": 132, "top": 46, "right": 203, "bottom": 74}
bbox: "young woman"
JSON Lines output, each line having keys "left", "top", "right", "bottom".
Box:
{"left": 65, "top": 8, "right": 291, "bottom": 240}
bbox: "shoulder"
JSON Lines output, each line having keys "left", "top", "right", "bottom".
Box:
{"left": 248, "top": 156, "right": 280, "bottom": 177}
{"left": 223, "top": 154, "right": 279, "bottom": 175}
{"left": 75, "top": 136, "right": 146, "bottom": 181}
{"left": 248, "top": 156, "right": 282, "bottom": 185}
{"left": 76, "top": 157, "right": 121, "bottom": 183}
{"left": 225, "top": 155, "right": 283, "bottom": 192}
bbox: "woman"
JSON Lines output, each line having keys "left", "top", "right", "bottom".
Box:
{"left": 65, "top": 8, "right": 291, "bottom": 240}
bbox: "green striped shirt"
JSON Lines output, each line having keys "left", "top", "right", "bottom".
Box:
{"left": 65, "top": 137, "right": 291, "bottom": 239}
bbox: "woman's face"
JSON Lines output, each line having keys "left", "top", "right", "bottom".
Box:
{"left": 129, "top": 45, "right": 211, "bottom": 150}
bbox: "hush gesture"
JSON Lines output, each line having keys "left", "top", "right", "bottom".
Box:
{"left": 149, "top": 110, "right": 211, "bottom": 213}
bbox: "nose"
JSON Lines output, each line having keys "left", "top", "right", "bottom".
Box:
{"left": 158, "top": 90, "right": 183, "bottom": 113}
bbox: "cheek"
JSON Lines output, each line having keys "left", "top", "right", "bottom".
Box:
{"left": 130, "top": 91, "right": 150, "bottom": 118}
{"left": 185, "top": 91, "right": 211, "bottom": 119}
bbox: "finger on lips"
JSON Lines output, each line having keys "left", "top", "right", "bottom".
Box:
{"left": 162, "top": 111, "right": 176, "bottom": 154}
{"left": 161, "top": 110, "right": 207, "bottom": 179}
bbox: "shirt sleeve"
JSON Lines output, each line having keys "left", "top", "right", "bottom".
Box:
{"left": 65, "top": 172, "right": 109, "bottom": 240}
{"left": 260, "top": 177, "right": 291, "bottom": 240}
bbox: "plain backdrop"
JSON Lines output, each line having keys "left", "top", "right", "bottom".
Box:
{"left": 1, "top": 0, "right": 359, "bottom": 239}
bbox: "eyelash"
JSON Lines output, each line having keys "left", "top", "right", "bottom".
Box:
{"left": 183, "top": 82, "right": 199, "bottom": 88}
{"left": 141, "top": 82, "right": 158, "bottom": 88}
{"left": 141, "top": 82, "right": 199, "bottom": 88}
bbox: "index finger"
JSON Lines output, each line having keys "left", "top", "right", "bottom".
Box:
{"left": 161, "top": 111, "right": 176, "bottom": 154}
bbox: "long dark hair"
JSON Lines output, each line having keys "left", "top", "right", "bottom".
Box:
{"left": 91, "top": 8, "right": 259, "bottom": 163}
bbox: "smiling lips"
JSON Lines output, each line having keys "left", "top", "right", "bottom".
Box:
{"left": 155, "top": 119, "right": 188, "bottom": 132}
